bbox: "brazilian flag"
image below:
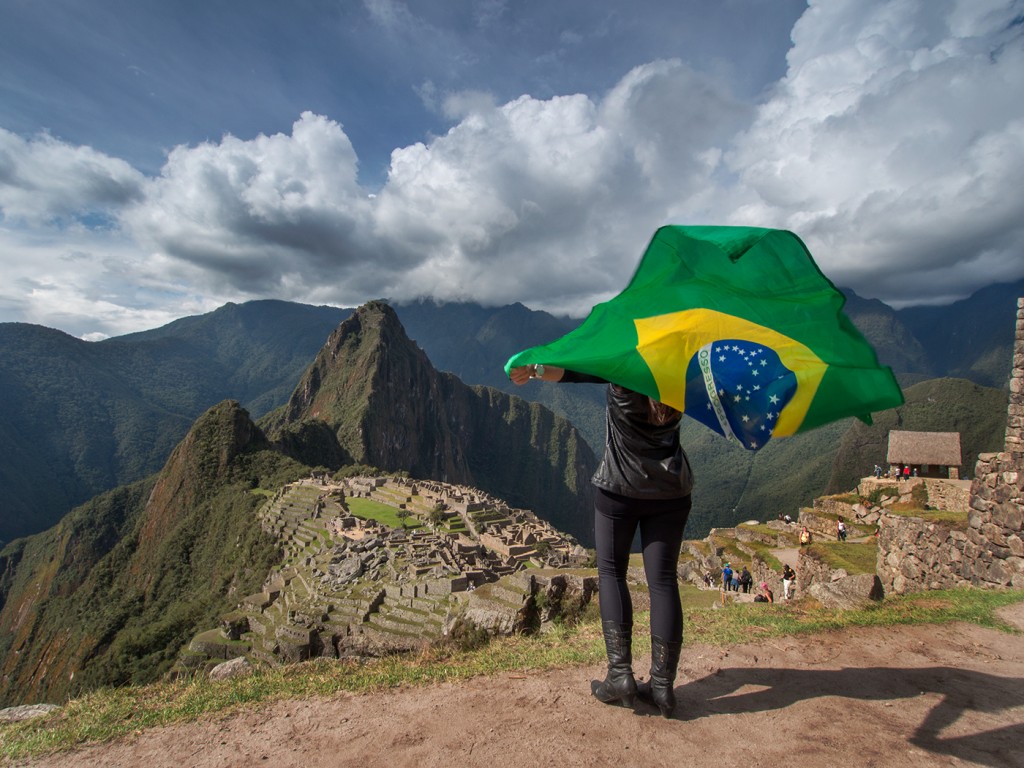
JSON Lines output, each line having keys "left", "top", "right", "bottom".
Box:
{"left": 504, "top": 225, "right": 903, "bottom": 451}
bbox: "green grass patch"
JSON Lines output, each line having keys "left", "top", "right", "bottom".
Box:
{"left": 884, "top": 505, "right": 969, "bottom": 530}
{"left": 679, "top": 583, "right": 723, "bottom": 610}
{"left": 709, "top": 535, "right": 751, "bottom": 569}
{"left": 804, "top": 541, "right": 878, "bottom": 574}
{"left": 744, "top": 540, "right": 784, "bottom": 571}
{"left": 738, "top": 523, "right": 797, "bottom": 543}
{"left": 2, "top": 588, "right": 1021, "bottom": 761}
{"left": 683, "top": 587, "right": 1023, "bottom": 647}
{"left": 345, "top": 498, "right": 423, "bottom": 531}
{"left": 867, "top": 486, "right": 902, "bottom": 505}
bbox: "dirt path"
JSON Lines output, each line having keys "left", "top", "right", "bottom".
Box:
{"left": 774, "top": 546, "right": 800, "bottom": 568}
{"left": 14, "top": 602, "right": 1024, "bottom": 768}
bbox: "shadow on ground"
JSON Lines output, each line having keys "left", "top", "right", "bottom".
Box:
{"left": 675, "top": 665, "right": 1023, "bottom": 767}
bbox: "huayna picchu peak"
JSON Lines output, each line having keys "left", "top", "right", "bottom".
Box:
{"left": 262, "top": 300, "right": 597, "bottom": 544}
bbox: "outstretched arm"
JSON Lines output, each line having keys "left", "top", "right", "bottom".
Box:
{"left": 509, "top": 364, "right": 565, "bottom": 385}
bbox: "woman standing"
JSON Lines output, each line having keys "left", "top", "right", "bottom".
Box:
{"left": 510, "top": 363, "right": 693, "bottom": 718}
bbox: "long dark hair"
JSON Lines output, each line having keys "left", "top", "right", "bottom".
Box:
{"left": 647, "top": 398, "right": 680, "bottom": 426}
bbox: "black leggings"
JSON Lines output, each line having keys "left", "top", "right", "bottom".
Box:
{"left": 594, "top": 488, "right": 691, "bottom": 642}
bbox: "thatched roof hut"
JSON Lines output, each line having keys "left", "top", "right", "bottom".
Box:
{"left": 886, "top": 430, "right": 962, "bottom": 470}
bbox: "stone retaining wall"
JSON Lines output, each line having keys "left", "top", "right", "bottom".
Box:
{"left": 922, "top": 479, "right": 971, "bottom": 514}
{"left": 796, "top": 549, "right": 834, "bottom": 592}
{"left": 876, "top": 514, "right": 973, "bottom": 593}
{"left": 877, "top": 297, "right": 1024, "bottom": 594}
{"left": 855, "top": 478, "right": 970, "bottom": 514}
{"left": 1006, "top": 298, "right": 1024, "bottom": 452}
{"left": 813, "top": 497, "right": 857, "bottom": 519}
{"left": 749, "top": 557, "right": 783, "bottom": 599}
{"left": 796, "top": 549, "right": 883, "bottom": 609}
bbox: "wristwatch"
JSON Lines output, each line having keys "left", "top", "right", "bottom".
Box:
{"left": 532, "top": 364, "right": 546, "bottom": 379}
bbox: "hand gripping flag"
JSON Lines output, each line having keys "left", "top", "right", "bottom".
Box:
{"left": 504, "top": 225, "right": 903, "bottom": 451}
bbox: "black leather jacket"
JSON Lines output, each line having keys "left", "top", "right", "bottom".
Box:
{"left": 563, "top": 371, "right": 693, "bottom": 500}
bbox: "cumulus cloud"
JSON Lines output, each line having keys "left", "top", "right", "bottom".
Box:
{"left": 123, "top": 112, "right": 372, "bottom": 296}
{"left": 0, "top": 128, "right": 145, "bottom": 226}
{"left": 124, "top": 62, "right": 746, "bottom": 316}
{"left": 369, "top": 60, "right": 749, "bottom": 310}
{"left": 726, "top": 0, "right": 1024, "bottom": 305}
{"left": 1, "top": 0, "right": 1022, "bottom": 336}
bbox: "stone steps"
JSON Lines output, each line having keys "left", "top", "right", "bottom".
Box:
{"left": 393, "top": 594, "right": 449, "bottom": 615}
{"left": 367, "top": 611, "right": 430, "bottom": 634}
{"left": 324, "top": 608, "right": 364, "bottom": 626}
{"left": 479, "top": 582, "right": 529, "bottom": 606}
{"left": 326, "top": 595, "right": 372, "bottom": 611}
{"left": 379, "top": 601, "right": 444, "bottom": 628}
{"left": 248, "top": 638, "right": 283, "bottom": 668}
{"left": 363, "top": 615, "right": 435, "bottom": 644}
{"left": 325, "top": 601, "right": 374, "bottom": 623}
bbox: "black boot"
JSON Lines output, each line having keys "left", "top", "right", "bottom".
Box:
{"left": 590, "top": 621, "right": 637, "bottom": 707}
{"left": 637, "top": 635, "right": 682, "bottom": 718}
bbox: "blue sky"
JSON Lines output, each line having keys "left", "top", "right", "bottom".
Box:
{"left": 1, "top": 0, "right": 1023, "bottom": 339}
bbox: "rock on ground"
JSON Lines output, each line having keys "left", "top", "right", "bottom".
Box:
{"left": 0, "top": 704, "right": 60, "bottom": 723}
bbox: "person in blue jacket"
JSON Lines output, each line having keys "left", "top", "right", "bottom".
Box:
{"left": 510, "top": 362, "right": 693, "bottom": 718}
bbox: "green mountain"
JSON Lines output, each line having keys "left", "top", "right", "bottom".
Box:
{"left": 896, "top": 280, "right": 1024, "bottom": 388}
{"left": 840, "top": 290, "right": 934, "bottom": 383}
{"left": 0, "top": 323, "right": 194, "bottom": 542}
{"left": 0, "top": 302, "right": 348, "bottom": 542}
{"left": 112, "top": 299, "right": 349, "bottom": 415}
{"left": 0, "top": 400, "right": 306, "bottom": 706}
{"left": 0, "top": 302, "right": 595, "bottom": 706}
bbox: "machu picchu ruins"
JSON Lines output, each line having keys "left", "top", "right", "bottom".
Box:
{"left": 178, "top": 475, "right": 595, "bottom": 674}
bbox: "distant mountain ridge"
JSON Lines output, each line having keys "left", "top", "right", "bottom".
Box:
{"left": 840, "top": 280, "right": 1024, "bottom": 389}
{"left": 0, "top": 279, "right": 1020, "bottom": 542}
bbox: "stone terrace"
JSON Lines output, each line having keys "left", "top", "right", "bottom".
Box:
{"left": 176, "top": 474, "right": 590, "bottom": 674}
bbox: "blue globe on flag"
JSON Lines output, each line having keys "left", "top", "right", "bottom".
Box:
{"left": 684, "top": 339, "right": 797, "bottom": 449}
